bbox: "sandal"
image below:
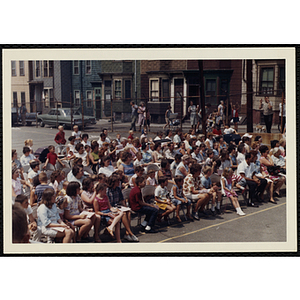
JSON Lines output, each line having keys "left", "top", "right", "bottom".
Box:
{"left": 106, "top": 227, "right": 114, "bottom": 238}
{"left": 176, "top": 216, "right": 182, "bottom": 222}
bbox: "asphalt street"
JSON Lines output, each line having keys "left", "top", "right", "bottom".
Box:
{"left": 11, "top": 122, "right": 286, "bottom": 245}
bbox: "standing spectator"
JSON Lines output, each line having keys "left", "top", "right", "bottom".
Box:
{"left": 54, "top": 125, "right": 66, "bottom": 155}
{"left": 216, "top": 100, "right": 225, "bottom": 127}
{"left": 137, "top": 102, "right": 146, "bottom": 132}
{"left": 130, "top": 101, "right": 138, "bottom": 132}
{"left": 163, "top": 105, "right": 172, "bottom": 129}
{"left": 20, "top": 103, "right": 27, "bottom": 126}
{"left": 279, "top": 98, "right": 286, "bottom": 134}
{"left": 145, "top": 107, "right": 151, "bottom": 132}
{"left": 231, "top": 103, "right": 240, "bottom": 131}
{"left": 259, "top": 96, "right": 273, "bottom": 133}
{"left": 72, "top": 125, "right": 82, "bottom": 145}
{"left": 188, "top": 101, "right": 199, "bottom": 131}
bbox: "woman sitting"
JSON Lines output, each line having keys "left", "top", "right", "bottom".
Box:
{"left": 64, "top": 181, "right": 100, "bottom": 243}
{"left": 98, "top": 155, "right": 115, "bottom": 177}
{"left": 37, "top": 188, "right": 74, "bottom": 243}
{"left": 118, "top": 151, "right": 135, "bottom": 179}
{"left": 259, "top": 145, "right": 285, "bottom": 201}
{"left": 107, "top": 174, "right": 139, "bottom": 242}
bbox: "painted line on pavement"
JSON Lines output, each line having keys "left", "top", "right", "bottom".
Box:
{"left": 158, "top": 202, "right": 286, "bottom": 243}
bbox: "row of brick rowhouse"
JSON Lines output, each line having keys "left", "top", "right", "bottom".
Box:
{"left": 11, "top": 59, "right": 285, "bottom": 125}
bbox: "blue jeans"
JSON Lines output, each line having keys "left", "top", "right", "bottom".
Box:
{"left": 136, "top": 205, "right": 159, "bottom": 227}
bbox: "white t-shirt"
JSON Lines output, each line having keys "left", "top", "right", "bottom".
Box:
{"left": 72, "top": 131, "right": 82, "bottom": 145}
{"left": 236, "top": 152, "right": 245, "bottom": 165}
{"left": 224, "top": 128, "right": 235, "bottom": 135}
{"left": 237, "top": 160, "right": 256, "bottom": 179}
{"left": 154, "top": 185, "right": 169, "bottom": 200}
{"left": 28, "top": 170, "right": 40, "bottom": 180}
{"left": 75, "top": 151, "right": 88, "bottom": 166}
{"left": 98, "top": 165, "right": 115, "bottom": 177}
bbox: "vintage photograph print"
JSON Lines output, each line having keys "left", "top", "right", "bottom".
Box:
{"left": 2, "top": 47, "right": 297, "bottom": 254}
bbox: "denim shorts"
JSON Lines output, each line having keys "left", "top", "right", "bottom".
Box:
{"left": 172, "top": 198, "right": 191, "bottom": 206}
{"left": 101, "top": 208, "right": 112, "bottom": 223}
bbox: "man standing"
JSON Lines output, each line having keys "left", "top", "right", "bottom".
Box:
{"left": 20, "top": 103, "right": 27, "bottom": 126}
{"left": 259, "top": 96, "right": 273, "bottom": 133}
{"left": 279, "top": 98, "right": 286, "bottom": 134}
{"left": 130, "top": 101, "right": 138, "bottom": 132}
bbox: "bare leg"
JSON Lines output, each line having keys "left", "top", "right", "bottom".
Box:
{"left": 74, "top": 219, "right": 93, "bottom": 241}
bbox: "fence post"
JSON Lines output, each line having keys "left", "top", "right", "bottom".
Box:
{"left": 111, "top": 97, "right": 113, "bottom": 132}
{"left": 81, "top": 93, "right": 84, "bottom": 129}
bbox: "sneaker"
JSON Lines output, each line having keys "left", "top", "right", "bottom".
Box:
{"left": 237, "top": 211, "right": 246, "bottom": 216}
{"left": 192, "top": 212, "right": 200, "bottom": 220}
{"left": 130, "top": 234, "right": 139, "bottom": 242}
{"left": 141, "top": 220, "right": 148, "bottom": 227}
{"left": 124, "top": 234, "right": 133, "bottom": 242}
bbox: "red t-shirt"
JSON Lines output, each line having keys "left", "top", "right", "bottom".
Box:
{"left": 47, "top": 152, "right": 58, "bottom": 165}
{"left": 54, "top": 131, "right": 66, "bottom": 144}
{"left": 213, "top": 128, "right": 222, "bottom": 136}
{"left": 129, "top": 186, "right": 143, "bottom": 211}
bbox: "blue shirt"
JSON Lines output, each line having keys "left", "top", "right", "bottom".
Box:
{"left": 201, "top": 176, "right": 212, "bottom": 189}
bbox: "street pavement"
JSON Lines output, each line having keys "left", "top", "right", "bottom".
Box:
{"left": 11, "top": 122, "right": 286, "bottom": 245}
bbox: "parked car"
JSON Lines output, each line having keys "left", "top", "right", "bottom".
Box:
{"left": 11, "top": 107, "right": 40, "bottom": 126}
{"left": 37, "top": 108, "right": 96, "bottom": 129}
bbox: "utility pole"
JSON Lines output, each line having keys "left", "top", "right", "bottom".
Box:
{"left": 246, "top": 60, "right": 253, "bottom": 133}
{"left": 198, "top": 60, "right": 206, "bottom": 138}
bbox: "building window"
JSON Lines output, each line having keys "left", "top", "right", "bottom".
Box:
{"left": 74, "top": 90, "right": 80, "bottom": 106}
{"left": 125, "top": 80, "right": 131, "bottom": 99}
{"left": 19, "top": 61, "right": 25, "bottom": 76}
{"left": 205, "top": 79, "right": 217, "bottom": 105}
{"left": 162, "top": 79, "right": 169, "bottom": 102}
{"left": 35, "top": 61, "right": 40, "bottom": 77}
{"left": 13, "top": 92, "right": 18, "bottom": 107}
{"left": 86, "top": 91, "right": 92, "bottom": 107}
{"left": 73, "top": 61, "right": 79, "bottom": 75}
{"left": 174, "top": 78, "right": 183, "bottom": 101}
{"left": 150, "top": 79, "right": 159, "bottom": 101}
{"left": 86, "top": 60, "right": 91, "bottom": 74}
{"left": 278, "top": 67, "right": 285, "bottom": 96}
{"left": 49, "top": 61, "right": 54, "bottom": 77}
{"left": 114, "top": 80, "right": 122, "bottom": 99}
{"left": 43, "top": 61, "right": 48, "bottom": 77}
{"left": 11, "top": 61, "right": 17, "bottom": 76}
{"left": 260, "top": 67, "right": 274, "bottom": 95}
{"left": 21, "top": 92, "right": 26, "bottom": 106}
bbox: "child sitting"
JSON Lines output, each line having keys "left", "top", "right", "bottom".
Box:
{"left": 170, "top": 176, "right": 192, "bottom": 222}
{"left": 43, "top": 145, "right": 66, "bottom": 170}
{"left": 155, "top": 176, "right": 176, "bottom": 222}
{"left": 93, "top": 183, "right": 123, "bottom": 243}
{"left": 201, "top": 166, "right": 221, "bottom": 215}
{"left": 146, "top": 169, "right": 158, "bottom": 186}
{"left": 27, "top": 160, "right": 41, "bottom": 184}
{"left": 24, "top": 139, "right": 34, "bottom": 154}
{"left": 221, "top": 167, "right": 245, "bottom": 216}
{"left": 129, "top": 166, "right": 145, "bottom": 188}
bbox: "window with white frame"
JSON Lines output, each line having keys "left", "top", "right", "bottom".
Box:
{"left": 19, "top": 61, "right": 25, "bottom": 76}
{"left": 114, "top": 80, "right": 122, "bottom": 99}
{"left": 260, "top": 67, "right": 274, "bottom": 95}
{"left": 150, "top": 79, "right": 159, "bottom": 101}
{"left": 11, "top": 61, "right": 17, "bottom": 76}
{"left": 86, "top": 91, "right": 92, "bottom": 107}
{"left": 35, "top": 61, "right": 40, "bottom": 77}
{"left": 86, "top": 60, "right": 91, "bottom": 74}
{"left": 74, "top": 90, "right": 80, "bottom": 106}
{"left": 73, "top": 61, "right": 79, "bottom": 75}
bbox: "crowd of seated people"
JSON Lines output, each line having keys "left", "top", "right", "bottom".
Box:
{"left": 11, "top": 124, "right": 287, "bottom": 243}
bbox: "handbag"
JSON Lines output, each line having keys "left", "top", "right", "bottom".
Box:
{"left": 267, "top": 165, "right": 281, "bottom": 176}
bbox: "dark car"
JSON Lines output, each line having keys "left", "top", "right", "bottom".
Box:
{"left": 11, "top": 107, "right": 40, "bottom": 126}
